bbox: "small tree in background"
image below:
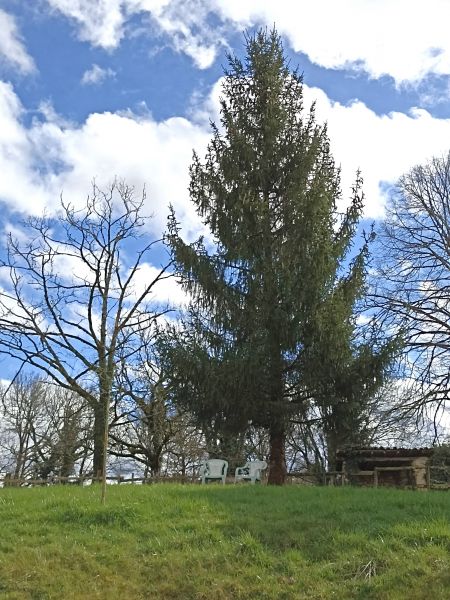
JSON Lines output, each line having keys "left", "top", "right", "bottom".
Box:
{"left": 163, "top": 29, "right": 391, "bottom": 484}
{"left": 0, "top": 375, "right": 45, "bottom": 480}
{"left": 0, "top": 376, "right": 91, "bottom": 481}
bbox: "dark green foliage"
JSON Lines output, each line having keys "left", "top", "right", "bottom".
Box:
{"left": 162, "top": 29, "right": 394, "bottom": 480}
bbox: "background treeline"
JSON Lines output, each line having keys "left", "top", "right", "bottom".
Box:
{"left": 0, "top": 374, "right": 439, "bottom": 483}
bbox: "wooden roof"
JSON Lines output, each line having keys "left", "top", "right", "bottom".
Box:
{"left": 336, "top": 446, "right": 434, "bottom": 459}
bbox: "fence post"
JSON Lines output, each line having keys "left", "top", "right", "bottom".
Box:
{"left": 426, "top": 465, "right": 431, "bottom": 490}
{"left": 373, "top": 468, "right": 378, "bottom": 488}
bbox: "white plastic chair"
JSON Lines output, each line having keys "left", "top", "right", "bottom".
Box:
{"left": 235, "top": 460, "right": 267, "bottom": 484}
{"left": 199, "top": 459, "right": 228, "bottom": 484}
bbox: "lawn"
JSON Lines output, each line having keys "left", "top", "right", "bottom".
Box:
{"left": 0, "top": 484, "right": 449, "bottom": 599}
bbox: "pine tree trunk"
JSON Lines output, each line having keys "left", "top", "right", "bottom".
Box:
{"left": 267, "top": 423, "right": 287, "bottom": 485}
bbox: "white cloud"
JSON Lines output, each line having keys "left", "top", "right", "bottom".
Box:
{"left": 139, "top": 0, "right": 223, "bottom": 69}
{"left": 81, "top": 64, "right": 116, "bottom": 85}
{"left": 50, "top": 247, "right": 189, "bottom": 308}
{"left": 0, "top": 82, "right": 50, "bottom": 214}
{"left": 46, "top": 0, "right": 450, "bottom": 84}
{"left": 130, "top": 263, "right": 189, "bottom": 307}
{"left": 46, "top": 111, "right": 210, "bottom": 236}
{"left": 1, "top": 221, "right": 34, "bottom": 245}
{"left": 2, "top": 77, "right": 450, "bottom": 240}
{"left": 301, "top": 85, "right": 450, "bottom": 217}
{"left": 0, "top": 283, "right": 48, "bottom": 330}
{"left": 0, "top": 80, "right": 210, "bottom": 237}
{"left": 214, "top": 0, "right": 450, "bottom": 85}
{"left": 0, "top": 9, "right": 36, "bottom": 74}
{"left": 46, "top": 0, "right": 225, "bottom": 68}
{"left": 46, "top": 0, "right": 126, "bottom": 49}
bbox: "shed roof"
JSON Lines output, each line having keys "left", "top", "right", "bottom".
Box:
{"left": 336, "top": 446, "right": 434, "bottom": 459}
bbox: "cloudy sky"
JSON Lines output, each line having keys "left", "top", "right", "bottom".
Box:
{"left": 2, "top": 0, "right": 450, "bottom": 233}
{"left": 0, "top": 0, "right": 449, "bottom": 389}
{"left": 1, "top": 0, "right": 450, "bottom": 316}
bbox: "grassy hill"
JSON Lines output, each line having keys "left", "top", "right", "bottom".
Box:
{"left": 0, "top": 484, "right": 449, "bottom": 599}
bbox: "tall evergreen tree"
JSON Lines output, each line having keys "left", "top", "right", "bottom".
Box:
{"left": 164, "top": 29, "right": 392, "bottom": 484}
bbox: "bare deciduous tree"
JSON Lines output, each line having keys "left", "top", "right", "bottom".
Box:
{"left": 0, "top": 181, "right": 172, "bottom": 501}
{"left": 108, "top": 326, "right": 180, "bottom": 478}
{"left": 163, "top": 415, "right": 205, "bottom": 478}
{"left": 374, "top": 153, "right": 450, "bottom": 423}
{"left": 0, "top": 376, "right": 91, "bottom": 481}
{"left": 111, "top": 370, "right": 175, "bottom": 478}
{"left": 33, "top": 385, "right": 92, "bottom": 480}
{"left": 0, "top": 375, "right": 44, "bottom": 479}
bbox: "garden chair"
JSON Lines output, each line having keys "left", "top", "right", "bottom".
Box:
{"left": 235, "top": 460, "right": 267, "bottom": 484}
{"left": 199, "top": 459, "right": 228, "bottom": 484}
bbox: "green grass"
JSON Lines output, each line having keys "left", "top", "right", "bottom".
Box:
{"left": 0, "top": 484, "right": 449, "bottom": 599}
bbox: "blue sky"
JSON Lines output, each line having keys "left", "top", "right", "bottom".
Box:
{"left": 1, "top": 0, "right": 450, "bottom": 384}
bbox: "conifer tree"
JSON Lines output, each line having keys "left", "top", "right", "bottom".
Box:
{"left": 164, "top": 29, "right": 392, "bottom": 484}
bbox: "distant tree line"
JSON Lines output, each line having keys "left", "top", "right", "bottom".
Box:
{"left": 2, "top": 374, "right": 432, "bottom": 484}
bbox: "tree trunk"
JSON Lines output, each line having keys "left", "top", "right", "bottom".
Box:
{"left": 92, "top": 403, "right": 105, "bottom": 480}
{"left": 267, "top": 423, "right": 287, "bottom": 485}
{"left": 14, "top": 433, "right": 29, "bottom": 480}
{"left": 100, "top": 387, "right": 111, "bottom": 503}
{"left": 61, "top": 447, "right": 75, "bottom": 479}
{"left": 149, "top": 453, "right": 161, "bottom": 478}
{"left": 325, "top": 429, "right": 340, "bottom": 473}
